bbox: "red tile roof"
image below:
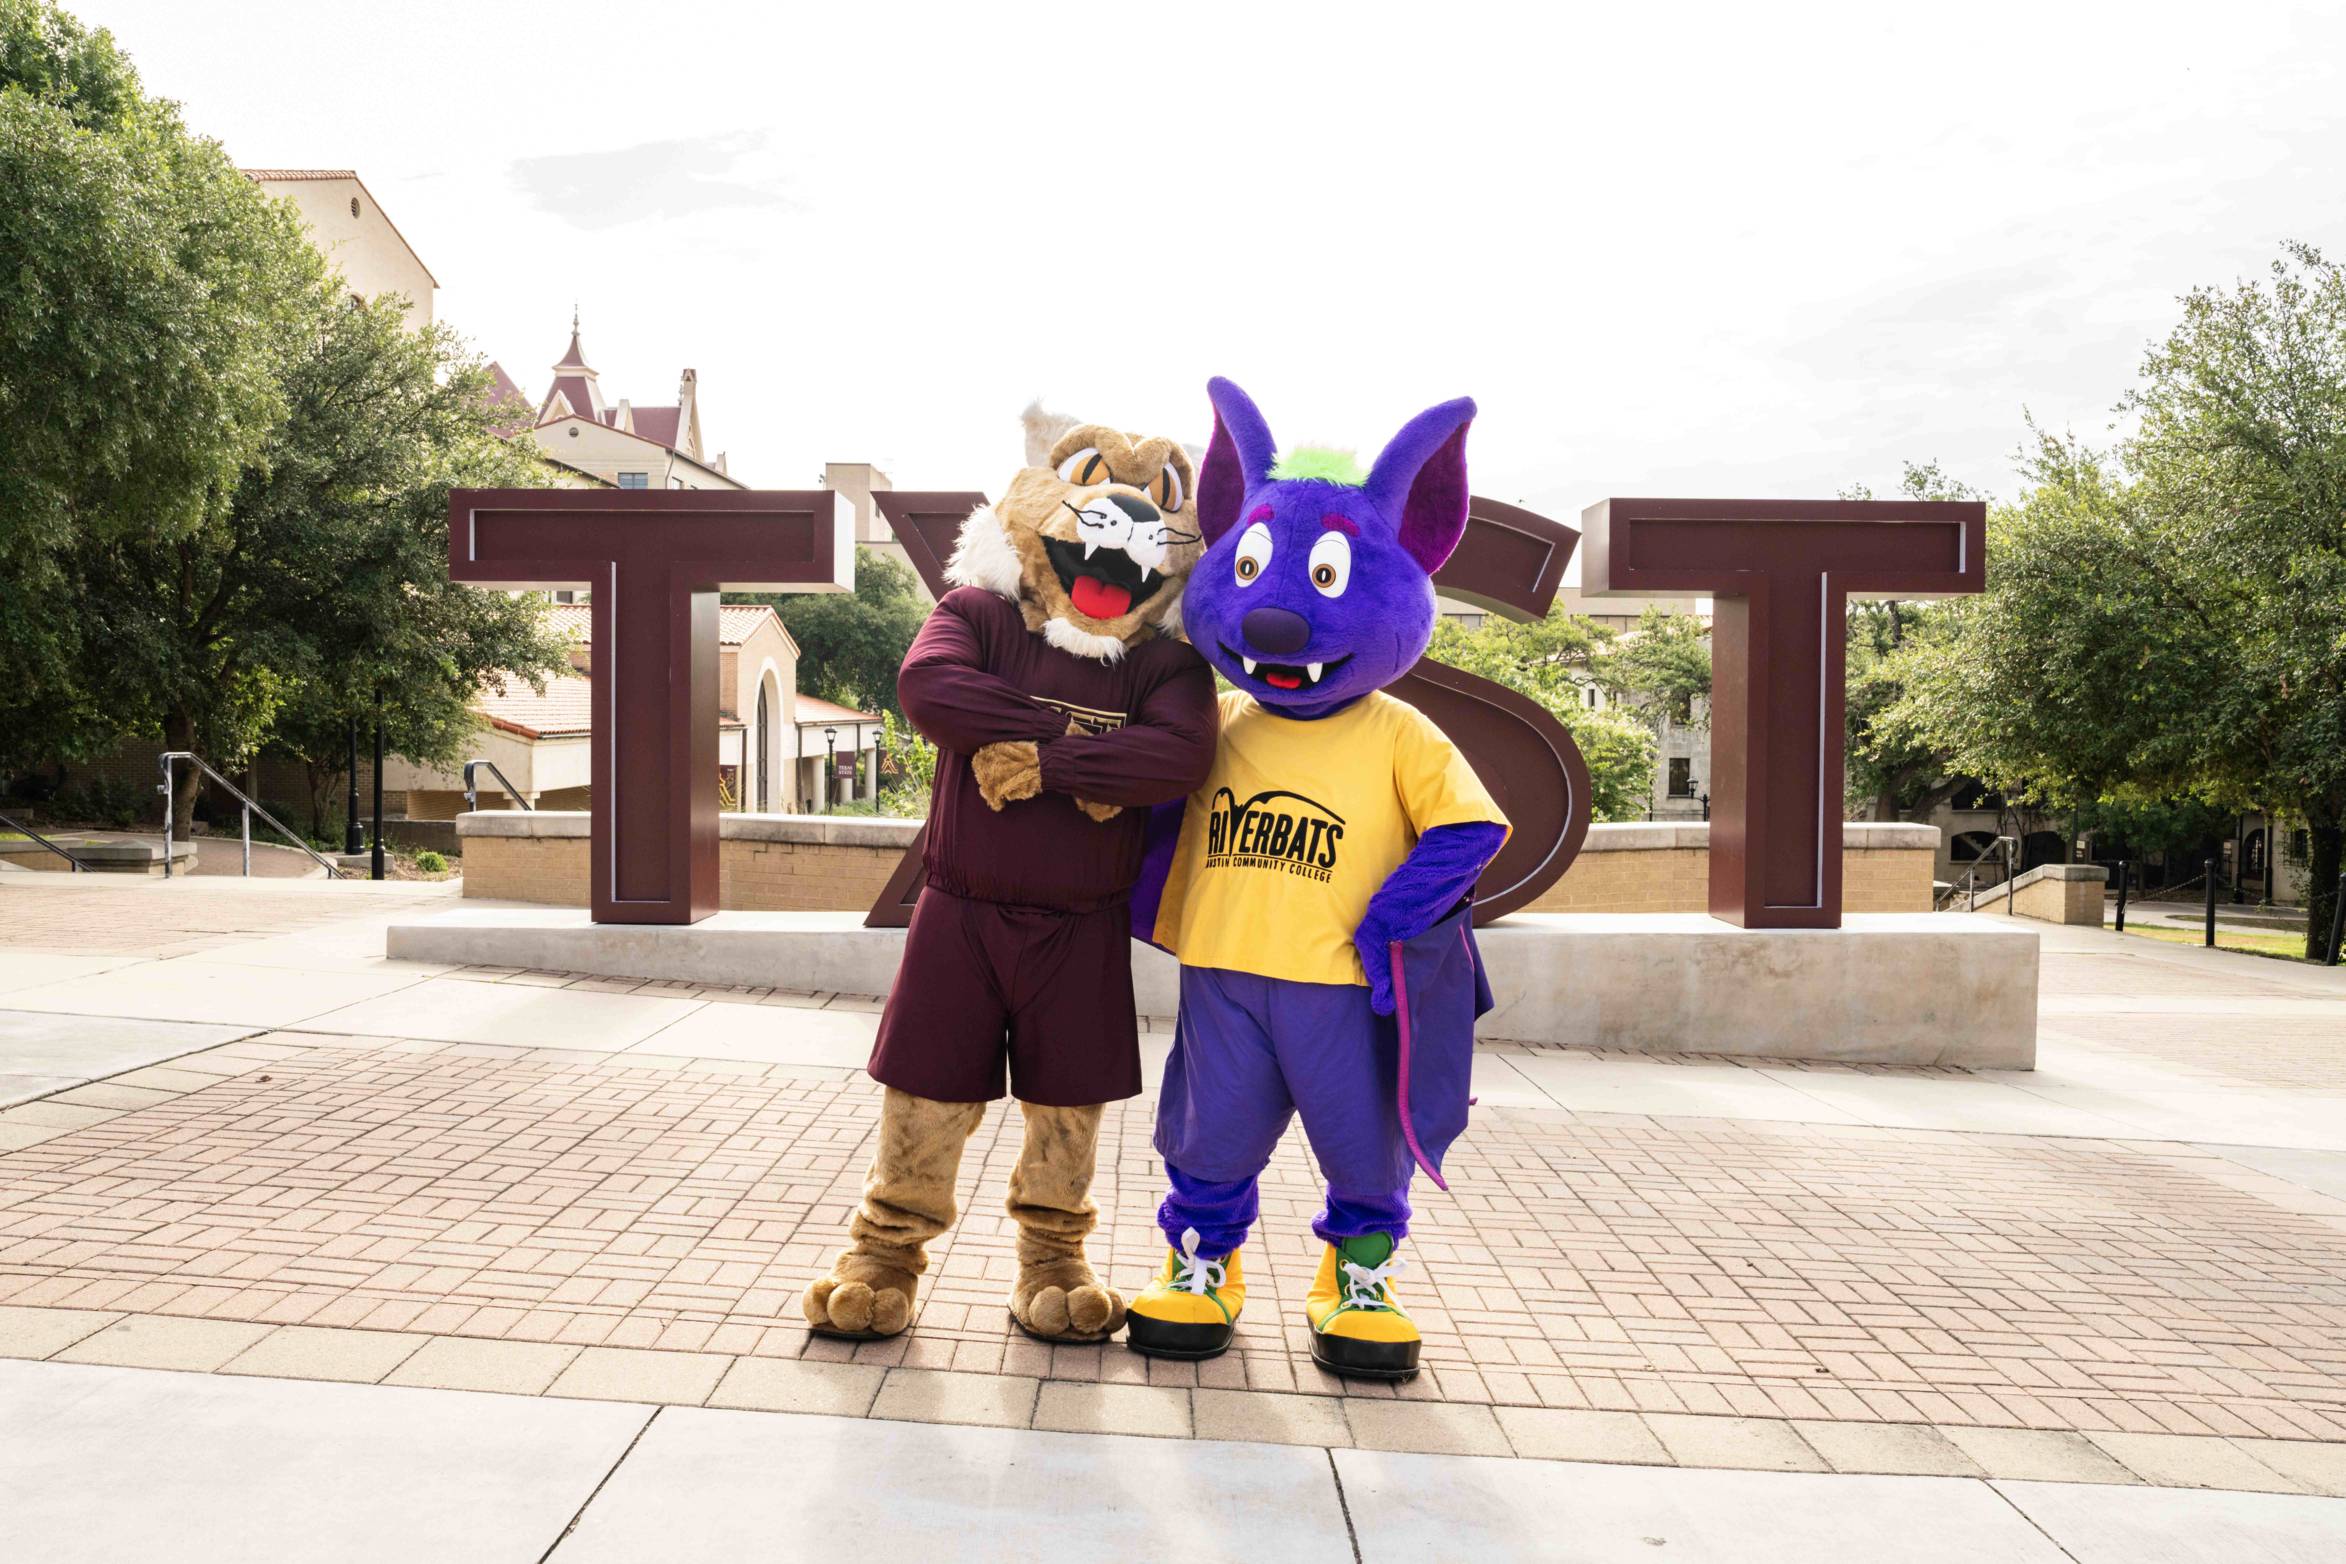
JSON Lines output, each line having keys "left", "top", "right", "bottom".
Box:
{"left": 540, "top": 373, "right": 601, "bottom": 425}
{"left": 476, "top": 674, "right": 593, "bottom": 739}
{"left": 795, "top": 694, "right": 881, "bottom": 725}
{"left": 630, "top": 406, "right": 682, "bottom": 448}
{"left": 485, "top": 361, "right": 531, "bottom": 438}
{"left": 543, "top": 602, "right": 790, "bottom": 651}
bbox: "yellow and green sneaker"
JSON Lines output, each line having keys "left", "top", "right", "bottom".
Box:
{"left": 1124, "top": 1228, "right": 1244, "bottom": 1361}
{"left": 1306, "top": 1233, "right": 1419, "bottom": 1381}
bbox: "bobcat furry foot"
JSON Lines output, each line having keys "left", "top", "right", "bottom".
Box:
{"left": 803, "top": 1259, "right": 919, "bottom": 1340}
{"left": 1009, "top": 1255, "right": 1126, "bottom": 1343}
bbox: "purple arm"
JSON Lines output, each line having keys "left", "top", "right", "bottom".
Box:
{"left": 1128, "top": 799, "right": 1187, "bottom": 952}
{"left": 1354, "top": 821, "right": 1507, "bottom": 1015}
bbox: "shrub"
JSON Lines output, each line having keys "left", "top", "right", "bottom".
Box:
{"left": 413, "top": 850, "right": 448, "bottom": 875}
{"left": 57, "top": 776, "right": 149, "bottom": 829}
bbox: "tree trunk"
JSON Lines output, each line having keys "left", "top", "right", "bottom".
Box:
{"left": 162, "top": 709, "right": 200, "bottom": 833}
{"left": 2304, "top": 819, "right": 2343, "bottom": 962}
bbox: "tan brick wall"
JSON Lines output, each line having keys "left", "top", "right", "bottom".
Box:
{"left": 1844, "top": 848, "right": 1934, "bottom": 913}
{"left": 1528, "top": 848, "right": 1709, "bottom": 912}
{"left": 463, "top": 832, "right": 901, "bottom": 911}
{"left": 1528, "top": 845, "right": 1935, "bottom": 914}
{"left": 720, "top": 839, "right": 901, "bottom": 912}
{"left": 2012, "top": 872, "right": 2106, "bottom": 925}
{"left": 460, "top": 836, "right": 592, "bottom": 906}
{"left": 465, "top": 832, "right": 1937, "bottom": 915}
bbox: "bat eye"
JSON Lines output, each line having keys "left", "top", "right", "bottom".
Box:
{"left": 1152, "top": 463, "right": 1185, "bottom": 512}
{"left": 1308, "top": 533, "right": 1351, "bottom": 597}
{"left": 1233, "top": 521, "right": 1273, "bottom": 586}
{"left": 1055, "top": 447, "right": 1108, "bottom": 485}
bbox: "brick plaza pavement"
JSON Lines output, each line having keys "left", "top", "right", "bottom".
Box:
{"left": 1, "top": 873, "right": 2344, "bottom": 1500}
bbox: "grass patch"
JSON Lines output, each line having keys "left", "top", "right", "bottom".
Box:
{"left": 2121, "top": 924, "right": 2321, "bottom": 963}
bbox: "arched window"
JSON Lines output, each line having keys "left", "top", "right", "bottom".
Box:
{"left": 753, "top": 683, "right": 770, "bottom": 813}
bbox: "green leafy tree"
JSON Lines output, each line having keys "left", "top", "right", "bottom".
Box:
{"left": 876, "top": 710, "right": 936, "bottom": 818}
{"left": 0, "top": 1, "right": 321, "bottom": 773}
{"left": 732, "top": 547, "right": 927, "bottom": 720}
{"left": 1594, "top": 607, "right": 1711, "bottom": 729}
{"left": 1841, "top": 462, "right": 1987, "bottom": 818}
{"left": 1873, "top": 241, "right": 2346, "bottom": 958}
{"left": 1426, "top": 607, "right": 1657, "bottom": 821}
{"left": 67, "top": 296, "right": 572, "bottom": 829}
{"left": 2125, "top": 243, "right": 2346, "bottom": 951}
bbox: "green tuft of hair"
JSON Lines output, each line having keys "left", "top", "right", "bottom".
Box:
{"left": 1268, "top": 446, "right": 1367, "bottom": 486}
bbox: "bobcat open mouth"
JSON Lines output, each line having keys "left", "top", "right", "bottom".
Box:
{"left": 1220, "top": 644, "right": 1354, "bottom": 692}
{"left": 1043, "top": 537, "right": 1164, "bottom": 621}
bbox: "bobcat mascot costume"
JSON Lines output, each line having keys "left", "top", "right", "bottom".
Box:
{"left": 802, "top": 422, "right": 1215, "bottom": 1344}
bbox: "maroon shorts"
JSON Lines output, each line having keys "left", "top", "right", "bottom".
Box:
{"left": 867, "top": 888, "right": 1142, "bottom": 1107}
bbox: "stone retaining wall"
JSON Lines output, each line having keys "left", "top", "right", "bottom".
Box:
{"left": 1974, "top": 862, "right": 2108, "bottom": 926}
{"left": 458, "top": 813, "right": 1940, "bottom": 915}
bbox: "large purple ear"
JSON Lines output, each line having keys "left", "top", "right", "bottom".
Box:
{"left": 1197, "top": 376, "right": 1276, "bottom": 546}
{"left": 1367, "top": 396, "right": 1475, "bottom": 574}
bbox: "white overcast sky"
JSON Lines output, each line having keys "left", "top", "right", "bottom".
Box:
{"left": 79, "top": 0, "right": 2346, "bottom": 523}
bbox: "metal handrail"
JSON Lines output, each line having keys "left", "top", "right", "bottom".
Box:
{"left": 462, "top": 759, "right": 533, "bottom": 812}
{"left": 157, "top": 752, "right": 346, "bottom": 880}
{"left": 0, "top": 811, "right": 90, "bottom": 872}
{"left": 1938, "top": 835, "right": 2018, "bottom": 911}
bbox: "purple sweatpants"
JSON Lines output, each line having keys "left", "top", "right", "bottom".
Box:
{"left": 1153, "top": 965, "right": 1413, "bottom": 1256}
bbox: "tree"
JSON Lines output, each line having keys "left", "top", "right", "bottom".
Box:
{"left": 2126, "top": 243, "right": 2346, "bottom": 954}
{"left": 60, "top": 295, "right": 572, "bottom": 830}
{"left": 1426, "top": 607, "right": 1657, "bottom": 821}
{"left": 1872, "top": 243, "right": 2346, "bottom": 956}
{"left": 1594, "top": 607, "right": 1711, "bottom": 728}
{"left": 248, "top": 313, "right": 576, "bottom": 835}
{"left": 0, "top": 1, "right": 318, "bottom": 773}
{"left": 1841, "top": 462, "right": 1987, "bottom": 818}
{"left": 732, "top": 547, "right": 928, "bottom": 719}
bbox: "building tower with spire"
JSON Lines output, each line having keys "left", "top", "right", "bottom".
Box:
{"left": 485, "top": 313, "right": 738, "bottom": 490}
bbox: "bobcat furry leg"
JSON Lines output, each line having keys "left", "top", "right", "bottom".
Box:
{"left": 1006, "top": 1100, "right": 1126, "bottom": 1342}
{"left": 803, "top": 1088, "right": 984, "bottom": 1338}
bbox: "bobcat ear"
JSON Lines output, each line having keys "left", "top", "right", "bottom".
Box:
{"left": 1198, "top": 376, "right": 1275, "bottom": 547}
{"left": 1368, "top": 396, "right": 1475, "bottom": 574}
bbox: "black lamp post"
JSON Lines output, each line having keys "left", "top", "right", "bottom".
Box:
{"left": 370, "top": 702, "right": 386, "bottom": 882}
{"left": 344, "top": 717, "right": 364, "bottom": 855}
{"left": 823, "top": 727, "right": 838, "bottom": 815}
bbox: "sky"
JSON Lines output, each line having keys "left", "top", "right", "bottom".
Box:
{"left": 77, "top": 0, "right": 2346, "bottom": 527}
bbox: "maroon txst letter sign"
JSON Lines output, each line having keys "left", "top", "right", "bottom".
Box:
{"left": 449, "top": 489, "right": 850, "bottom": 924}
{"left": 863, "top": 492, "right": 1594, "bottom": 927}
{"left": 1583, "top": 498, "right": 1987, "bottom": 929}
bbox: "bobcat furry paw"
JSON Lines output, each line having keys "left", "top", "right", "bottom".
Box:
{"left": 971, "top": 741, "right": 1042, "bottom": 811}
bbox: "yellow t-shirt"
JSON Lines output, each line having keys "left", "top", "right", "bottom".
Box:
{"left": 1153, "top": 690, "right": 1508, "bottom": 987}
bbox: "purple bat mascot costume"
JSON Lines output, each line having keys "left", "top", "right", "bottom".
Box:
{"left": 1123, "top": 378, "right": 1508, "bottom": 1381}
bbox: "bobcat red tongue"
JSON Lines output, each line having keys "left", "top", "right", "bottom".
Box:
{"left": 1070, "top": 575, "right": 1131, "bottom": 618}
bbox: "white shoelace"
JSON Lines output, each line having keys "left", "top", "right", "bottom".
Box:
{"left": 1339, "top": 1253, "right": 1407, "bottom": 1311}
{"left": 1172, "top": 1227, "right": 1227, "bottom": 1295}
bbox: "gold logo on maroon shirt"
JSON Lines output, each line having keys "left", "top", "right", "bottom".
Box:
{"left": 1035, "top": 697, "right": 1127, "bottom": 736}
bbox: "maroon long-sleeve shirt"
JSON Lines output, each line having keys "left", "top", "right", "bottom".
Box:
{"left": 900, "top": 587, "right": 1217, "bottom": 912}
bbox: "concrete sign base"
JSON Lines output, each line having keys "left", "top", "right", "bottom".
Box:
{"left": 386, "top": 909, "right": 2037, "bottom": 1069}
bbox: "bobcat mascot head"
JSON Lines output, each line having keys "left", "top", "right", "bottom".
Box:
{"left": 945, "top": 422, "right": 1205, "bottom": 661}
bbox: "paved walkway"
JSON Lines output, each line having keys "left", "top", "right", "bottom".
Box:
{"left": 1, "top": 873, "right": 2343, "bottom": 1558}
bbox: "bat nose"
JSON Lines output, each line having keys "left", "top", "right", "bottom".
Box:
{"left": 1105, "top": 492, "right": 1160, "bottom": 525}
{"left": 1241, "top": 606, "right": 1312, "bottom": 655}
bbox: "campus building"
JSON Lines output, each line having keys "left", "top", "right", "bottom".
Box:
{"left": 244, "top": 169, "right": 436, "bottom": 324}
{"left": 381, "top": 605, "right": 882, "bottom": 819}
{"left": 494, "top": 317, "right": 742, "bottom": 492}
